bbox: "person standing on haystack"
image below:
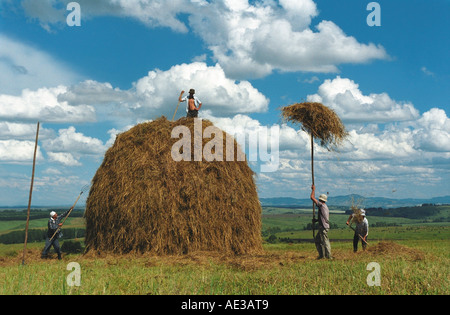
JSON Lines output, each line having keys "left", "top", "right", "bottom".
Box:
{"left": 41, "top": 208, "right": 72, "bottom": 260}
{"left": 310, "top": 185, "right": 332, "bottom": 259}
{"left": 179, "top": 89, "right": 202, "bottom": 118}
{"left": 346, "top": 209, "right": 369, "bottom": 252}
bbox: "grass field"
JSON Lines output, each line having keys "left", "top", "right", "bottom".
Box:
{"left": 0, "top": 207, "right": 449, "bottom": 295}
{"left": 1, "top": 239, "right": 448, "bottom": 295}
{"left": 0, "top": 217, "right": 84, "bottom": 235}
{"left": 263, "top": 213, "right": 450, "bottom": 241}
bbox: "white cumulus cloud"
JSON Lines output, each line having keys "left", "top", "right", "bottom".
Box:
{"left": 307, "top": 76, "right": 420, "bottom": 123}
{"left": 0, "top": 140, "right": 43, "bottom": 162}
{"left": 42, "top": 126, "right": 108, "bottom": 165}
{"left": 0, "top": 122, "right": 54, "bottom": 140}
{"left": 134, "top": 62, "right": 269, "bottom": 116}
{"left": 43, "top": 126, "right": 106, "bottom": 155}
{"left": 413, "top": 108, "right": 450, "bottom": 152}
{"left": 60, "top": 62, "right": 269, "bottom": 120}
{"left": 14, "top": 0, "right": 388, "bottom": 80}
{"left": 189, "top": 1, "right": 387, "bottom": 78}
{"left": 0, "top": 86, "right": 96, "bottom": 123}
{"left": 47, "top": 152, "right": 82, "bottom": 166}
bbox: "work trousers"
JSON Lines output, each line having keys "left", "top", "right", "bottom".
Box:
{"left": 187, "top": 110, "right": 199, "bottom": 118}
{"left": 315, "top": 227, "right": 332, "bottom": 259}
{"left": 41, "top": 237, "right": 61, "bottom": 259}
{"left": 353, "top": 232, "right": 368, "bottom": 252}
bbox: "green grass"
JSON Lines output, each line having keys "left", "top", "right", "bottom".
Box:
{"left": 263, "top": 211, "right": 450, "bottom": 242}
{"left": 1, "top": 239, "right": 448, "bottom": 295}
{"left": 0, "top": 219, "right": 47, "bottom": 235}
{"left": 0, "top": 217, "right": 83, "bottom": 236}
{"left": 275, "top": 225, "right": 450, "bottom": 241}
{"left": 1, "top": 207, "right": 449, "bottom": 295}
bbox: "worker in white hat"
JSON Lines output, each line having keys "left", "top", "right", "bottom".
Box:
{"left": 41, "top": 208, "right": 72, "bottom": 259}
{"left": 310, "top": 185, "right": 332, "bottom": 259}
{"left": 346, "top": 209, "right": 369, "bottom": 252}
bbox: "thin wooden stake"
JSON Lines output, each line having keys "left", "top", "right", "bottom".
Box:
{"left": 22, "top": 122, "right": 40, "bottom": 265}
{"left": 172, "top": 100, "right": 182, "bottom": 122}
{"left": 311, "top": 134, "right": 316, "bottom": 239}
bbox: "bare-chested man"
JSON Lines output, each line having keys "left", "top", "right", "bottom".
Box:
{"left": 179, "top": 89, "right": 202, "bottom": 118}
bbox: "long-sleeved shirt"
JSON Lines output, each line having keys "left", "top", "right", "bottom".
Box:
{"left": 353, "top": 216, "right": 369, "bottom": 236}
{"left": 47, "top": 210, "right": 70, "bottom": 238}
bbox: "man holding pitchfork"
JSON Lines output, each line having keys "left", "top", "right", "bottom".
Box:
{"left": 41, "top": 208, "right": 72, "bottom": 260}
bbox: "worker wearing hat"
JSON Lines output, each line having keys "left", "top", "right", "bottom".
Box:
{"left": 310, "top": 185, "right": 332, "bottom": 259}
{"left": 41, "top": 208, "right": 72, "bottom": 260}
{"left": 346, "top": 209, "right": 369, "bottom": 252}
{"left": 179, "top": 89, "right": 202, "bottom": 118}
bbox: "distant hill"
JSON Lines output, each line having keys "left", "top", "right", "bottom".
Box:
{"left": 260, "top": 195, "right": 450, "bottom": 208}
{"left": 2, "top": 195, "right": 450, "bottom": 210}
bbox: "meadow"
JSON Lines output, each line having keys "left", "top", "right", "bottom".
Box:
{"left": 0, "top": 206, "right": 449, "bottom": 295}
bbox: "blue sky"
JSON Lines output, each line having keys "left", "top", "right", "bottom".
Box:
{"left": 0, "top": 0, "right": 449, "bottom": 206}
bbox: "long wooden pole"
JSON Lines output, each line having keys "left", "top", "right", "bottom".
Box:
{"left": 48, "top": 193, "right": 83, "bottom": 243}
{"left": 22, "top": 122, "right": 40, "bottom": 265}
{"left": 311, "top": 134, "right": 316, "bottom": 239}
{"left": 172, "top": 100, "right": 182, "bottom": 122}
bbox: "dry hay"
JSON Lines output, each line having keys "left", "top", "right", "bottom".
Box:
{"left": 367, "top": 241, "right": 425, "bottom": 261}
{"left": 351, "top": 206, "right": 365, "bottom": 224}
{"left": 129, "top": 247, "right": 312, "bottom": 271}
{"left": 84, "top": 116, "right": 263, "bottom": 256}
{"left": 158, "top": 250, "right": 309, "bottom": 271}
{"left": 281, "top": 102, "right": 348, "bottom": 150}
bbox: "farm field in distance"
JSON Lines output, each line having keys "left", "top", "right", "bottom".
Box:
{"left": 0, "top": 205, "right": 449, "bottom": 295}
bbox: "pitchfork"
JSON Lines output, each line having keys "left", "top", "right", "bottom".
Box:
{"left": 49, "top": 184, "right": 90, "bottom": 242}
{"left": 349, "top": 224, "right": 369, "bottom": 246}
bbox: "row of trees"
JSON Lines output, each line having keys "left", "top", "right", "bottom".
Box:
{"left": 0, "top": 228, "right": 85, "bottom": 244}
{"left": 0, "top": 209, "right": 84, "bottom": 221}
{"left": 355, "top": 205, "right": 442, "bottom": 219}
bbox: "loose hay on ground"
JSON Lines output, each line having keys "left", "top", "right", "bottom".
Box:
{"left": 367, "top": 241, "right": 425, "bottom": 261}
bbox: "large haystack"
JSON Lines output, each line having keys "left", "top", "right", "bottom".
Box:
{"left": 84, "top": 117, "right": 262, "bottom": 255}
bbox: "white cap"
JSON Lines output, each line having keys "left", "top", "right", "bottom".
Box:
{"left": 319, "top": 194, "right": 328, "bottom": 202}
{"left": 360, "top": 209, "right": 366, "bottom": 216}
{"left": 50, "top": 211, "right": 57, "bottom": 217}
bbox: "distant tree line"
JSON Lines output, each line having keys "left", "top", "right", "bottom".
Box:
{"left": 344, "top": 205, "right": 443, "bottom": 219}
{"left": 0, "top": 228, "right": 85, "bottom": 244}
{"left": 0, "top": 209, "right": 84, "bottom": 221}
{"left": 370, "top": 222, "right": 400, "bottom": 227}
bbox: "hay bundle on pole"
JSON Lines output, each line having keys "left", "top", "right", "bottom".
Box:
{"left": 281, "top": 102, "right": 348, "bottom": 238}
{"left": 84, "top": 116, "right": 263, "bottom": 255}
